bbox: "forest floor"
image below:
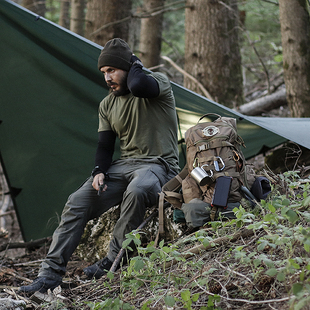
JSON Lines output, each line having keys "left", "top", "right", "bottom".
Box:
{"left": 0, "top": 203, "right": 291, "bottom": 310}
{"left": 1, "top": 160, "right": 310, "bottom": 310}
{"left": 0, "top": 155, "right": 265, "bottom": 309}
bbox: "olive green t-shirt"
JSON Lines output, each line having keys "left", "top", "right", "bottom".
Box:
{"left": 98, "top": 72, "right": 179, "bottom": 172}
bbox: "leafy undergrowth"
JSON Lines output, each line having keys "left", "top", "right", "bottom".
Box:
{"left": 5, "top": 170, "right": 310, "bottom": 309}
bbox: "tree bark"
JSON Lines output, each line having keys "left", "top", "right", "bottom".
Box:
{"left": 278, "top": 0, "right": 310, "bottom": 117}
{"left": 59, "top": 0, "right": 70, "bottom": 29}
{"left": 22, "top": 0, "right": 46, "bottom": 16}
{"left": 139, "top": 0, "right": 164, "bottom": 69}
{"left": 85, "top": 0, "right": 132, "bottom": 46}
{"left": 70, "top": 0, "right": 86, "bottom": 36}
{"left": 184, "top": 0, "right": 243, "bottom": 108}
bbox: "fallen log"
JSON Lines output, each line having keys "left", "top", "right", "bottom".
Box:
{"left": 237, "top": 88, "right": 286, "bottom": 115}
{"left": 0, "top": 237, "right": 51, "bottom": 252}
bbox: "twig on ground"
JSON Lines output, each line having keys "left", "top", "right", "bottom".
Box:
{"left": 194, "top": 280, "right": 292, "bottom": 304}
{"left": 13, "top": 259, "right": 44, "bottom": 267}
{"left": 164, "top": 228, "right": 256, "bottom": 268}
{"left": 0, "top": 267, "right": 32, "bottom": 283}
{"left": 4, "top": 288, "right": 30, "bottom": 304}
{"left": 215, "top": 259, "right": 252, "bottom": 284}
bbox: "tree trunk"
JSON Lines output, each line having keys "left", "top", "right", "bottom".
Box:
{"left": 184, "top": 0, "right": 243, "bottom": 108}
{"left": 70, "top": 0, "right": 86, "bottom": 36}
{"left": 22, "top": 0, "right": 46, "bottom": 16}
{"left": 139, "top": 0, "right": 164, "bottom": 69}
{"left": 59, "top": 0, "right": 70, "bottom": 29}
{"left": 85, "top": 0, "right": 132, "bottom": 46}
{"left": 278, "top": 0, "right": 310, "bottom": 117}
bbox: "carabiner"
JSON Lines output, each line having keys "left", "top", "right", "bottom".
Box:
{"left": 201, "top": 164, "right": 213, "bottom": 177}
{"left": 214, "top": 156, "right": 225, "bottom": 171}
{"left": 233, "top": 150, "right": 240, "bottom": 161}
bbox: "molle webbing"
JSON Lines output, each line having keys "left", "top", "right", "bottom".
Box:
{"left": 196, "top": 140, "right": 234, "bottom": 152}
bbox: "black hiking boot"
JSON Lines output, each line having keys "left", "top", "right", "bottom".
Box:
{"left": 83, "top": 257, "right": 114, "bottom": 279}
{"left": 19, "top": 277, "right": 62, "bottom": 294}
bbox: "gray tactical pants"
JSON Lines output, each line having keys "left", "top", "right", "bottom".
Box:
{"left": 39, "top": 158, "right": 177, "bottom": 281}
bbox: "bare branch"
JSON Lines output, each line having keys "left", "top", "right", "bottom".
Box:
{"left": 0, "top": 267, "right": 32, "bottom": 283}
{"left": 194, "top": 280, "right": 292, "bottom": 304}
{"left": 161, "top": 55, "right": 214, "bottom": 101}
{"left": 13, "top": 259, "right": 44, "bottom": 266}
{"left": 242, "top": 29, "right": 271, "bottom": 93}
{"left": 0, "top": 210, "right": 15, "bottom": 218}
{"left": 215, "top": 259, "right": 253, "bottom": 284}
{"left": 90, "top": 16, "right": 132, "bottom": 36}
{"left": 163, "top": 228, "right": 256, "bottom": 268}
{"left": 261, "top": 0, "right": 279, "bottom": 5}
{"left": 90, "top": 1, "right": 187, "bottom": 37}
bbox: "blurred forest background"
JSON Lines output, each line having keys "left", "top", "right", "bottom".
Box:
{"left": 1, "top": 3, "right": 310, "bottom": 308}
{"left": 11, "top": 0, "right": 310, "bottom": 116}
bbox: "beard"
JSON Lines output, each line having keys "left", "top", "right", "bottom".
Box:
{"left": 107, "top": 73, "right": 130, "bottom": 97}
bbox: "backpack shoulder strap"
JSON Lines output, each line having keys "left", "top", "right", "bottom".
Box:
{"left": 155, "top": 165, "right": 188, "bottom": 246}
{"left": 161, "top": 164, "right": 188, "bottom": 207}
{"left": 162, "top": 164, "right": 188, "bottom": 192}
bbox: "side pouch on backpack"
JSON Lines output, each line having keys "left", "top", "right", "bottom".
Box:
{"left": 245, "top": 163, "right": 256, "bottom": 190}
{"left": 181, "top": 200, "right": 240, "bottom": 228}
{"left": 182, "top": 175, "right": 202, "bottom": 203}
{"left": 181, "top": 199, "right": 211, "bottom": 228}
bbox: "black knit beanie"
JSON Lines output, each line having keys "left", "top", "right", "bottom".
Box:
{"left": 98, "top": 38, "right": 132, "bottom": 71}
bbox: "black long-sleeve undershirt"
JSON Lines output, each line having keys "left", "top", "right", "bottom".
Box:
{"left": 93, "top": 130, "right": 116, "bottom": 176}
{"left": 127, "top": 63, "right": 160, "bottom": 98}
{"left": 93, "top": 63, "right": 160, "bottom": 176}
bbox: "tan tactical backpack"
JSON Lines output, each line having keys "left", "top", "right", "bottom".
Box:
{"left": 159, "top": 113, "right": 256, "bottom": 229}
{"left": 183, "top": 113, "right": 254, "bottom": 204}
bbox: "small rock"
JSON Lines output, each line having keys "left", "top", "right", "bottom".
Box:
{"left": 0, "top": 298, "right": 26, "bottom": 310}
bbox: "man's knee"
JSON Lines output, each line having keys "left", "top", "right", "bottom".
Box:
{"left": 61, "top": 191, "right": 92, "bottom": 222}
{"left": 125, "top": 185, "right": 160, "bottom": 209}
{"left": 130, "top": 174, "right": 162, "bottom": 205}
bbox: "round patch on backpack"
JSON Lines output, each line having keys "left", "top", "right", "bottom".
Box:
{"left": 202, "top": 126, "right": 219, "bottom": 137}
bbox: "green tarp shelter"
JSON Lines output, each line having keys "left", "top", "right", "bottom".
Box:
{"left": 1, "top": 0, "right": 309, "bottom": 241}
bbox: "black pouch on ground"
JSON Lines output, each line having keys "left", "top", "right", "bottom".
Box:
{"left": 250, "top": 176, "right": 271, "bottom": 200}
